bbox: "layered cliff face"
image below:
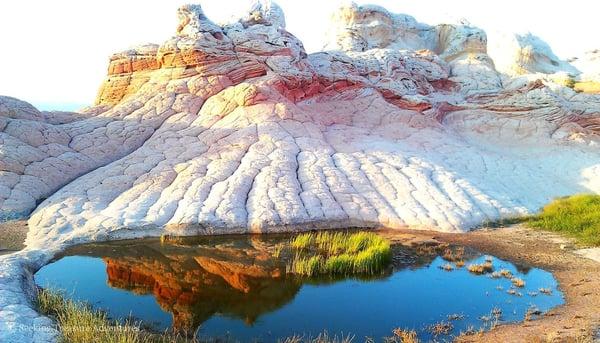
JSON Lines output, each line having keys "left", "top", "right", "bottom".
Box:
{"left": 1, "top": 2, "right": 600, "bottom": 248}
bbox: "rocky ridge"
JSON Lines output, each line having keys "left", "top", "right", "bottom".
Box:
{"left": 1, "top": 2, "right": 600, "bottom": 341}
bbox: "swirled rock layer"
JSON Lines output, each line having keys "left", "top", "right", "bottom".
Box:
{"left": 0, "top": 1, "right": 599, "bottom": 247}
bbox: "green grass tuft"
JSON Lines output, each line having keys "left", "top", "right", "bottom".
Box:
{"left": 291, "top": 233, "right": 315, "bottom": 250}
{"left": 35, "top": 288, "right": 205, "bottom": 343}
{"left": 286, "top": 231, "right": 391, "bottom": 276}
{"left": 291, "top": 255, "right": 324, "bottom": 277}
{"left": 527, "top": 194, "right": 600, "bottom": 246}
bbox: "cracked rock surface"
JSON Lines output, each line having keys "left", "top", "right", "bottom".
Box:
{"left": 1, "top": 1, "right": 600, "bottom": 342}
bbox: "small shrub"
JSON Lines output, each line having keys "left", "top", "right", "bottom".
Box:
{"left": 467, "top": 261, "right": 493, "bottom": 274}
{"left": 427, "top": 321, "right": 453, "bottom": 336}
{"left": 564, "top": 77, "right": 576, "bottom": 89}
{"left": 441, "top": 247, "right": 465, "bottom": 262}
{"left": 499, "top": 269, "right": 513, "bottom": 279}
{"left": 511, "top": 277, "right": 526, "bottom": 288}
{"left": 389, "top": 328, "right": 420, "bottom": 343}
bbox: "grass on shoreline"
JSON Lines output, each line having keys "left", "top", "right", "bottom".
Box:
{"left": 527, "top": 194, "right": 600, "bottom": 247}
{"left": 482, "top": 194, "right": 600, "bottom": 247}
{"left": 287, "top": 231, "right": 392, "bottom": 277}
{"left": 36, "top": 288, "right": 416, "bottom": 343}
{"left": 36, "top": 287, "right": 203, "bottom": 343}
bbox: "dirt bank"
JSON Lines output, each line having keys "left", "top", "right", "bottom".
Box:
{"left": 0, "top": 220, "right": 27, "bottom": 254}
{"left": 380, "top": 225, "right": 600, "bottom": 342}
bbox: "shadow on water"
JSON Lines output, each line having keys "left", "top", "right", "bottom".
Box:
{"left": 36, "top": 233, "right": 564, "bottom": 342}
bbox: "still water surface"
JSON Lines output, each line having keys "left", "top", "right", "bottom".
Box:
{"left": 36, "top": 235, "right": 564, "bottom": 342}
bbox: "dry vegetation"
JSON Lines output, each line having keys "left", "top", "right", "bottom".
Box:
{"left": 36, "top": 288, "right": 206, "bottom": 343}
{"left": 467, "top": 261, "right": 493, "bottom": 274}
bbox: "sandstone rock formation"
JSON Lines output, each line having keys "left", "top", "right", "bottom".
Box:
{"left": 488, "top": 32, "right": 579, "bottom": 77}
{"left": 2, "top": 2, "right": 600, "bottom": 341}
{"left": 0, "top": 2, "right": 599, "bottom": 245}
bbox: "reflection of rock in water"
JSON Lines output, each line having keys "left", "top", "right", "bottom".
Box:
{"left": 70, "top": 239, "right": 301, "bottom": 333}
{"left": 61, "top": 235, "right": 470, "bottom": 333}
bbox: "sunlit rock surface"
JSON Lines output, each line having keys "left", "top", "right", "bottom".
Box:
{"left": 488, "top": 33, "right": 579, "bottom": 77}
{"left": 0, "top": 2, "right": 599, "bottom": 242}
{"left": 2, "top": 2, "right": 600, "bottom": 341}
{"left": 0, "top": 2, "right": 598, "bottom": 246}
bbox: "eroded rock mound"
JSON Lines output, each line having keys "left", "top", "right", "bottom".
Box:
{"left": 489, "top": 33, "right": 579, "bottom": 77}
{"left": 0, "top": 1, "right": 599, "bottom": 248}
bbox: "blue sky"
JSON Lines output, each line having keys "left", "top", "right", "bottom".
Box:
{"left": 0, "top": 0, "right": 597, "bottom": 111}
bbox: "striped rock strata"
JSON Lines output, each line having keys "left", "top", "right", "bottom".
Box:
{"left": 2, "top": 2, "right": 600, "bottom": 341}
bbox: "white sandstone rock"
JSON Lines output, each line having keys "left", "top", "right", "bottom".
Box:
{"left": 2, "top": 3, "right": 600, "bottom": 341}
{"left": 488, "top": 32, "right": 579, "bottom": 77}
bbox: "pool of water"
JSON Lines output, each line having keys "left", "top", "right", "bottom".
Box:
{"left": 35, "top": 234, "right": 564, "bottom": 342}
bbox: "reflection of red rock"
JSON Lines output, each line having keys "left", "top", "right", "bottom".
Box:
{"left": 105, "top": 260, "right": 156, "bottom": 293}
{"left": 100, "top": 241, "right": 299, "bottom": 333}
{"left": 194, "top": 256, "right": 281, "bottom": 293}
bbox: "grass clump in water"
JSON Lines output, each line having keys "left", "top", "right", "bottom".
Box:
{"left": 291, "top": 233, "right": 315, "bottom": 250}
{"left": 527, "top": 194, "right": 600, "bottom": 246}
{"left": 466, "top": 261, "right": 493, "bottom": 275}
{"left": 287, "top": 231, "right": 392, "bottom": 276}
{"left": 511, "top": 277, "right": 526, "bottom": 288}
{"left": 291, "top": 255, "right": 324, "bottom": 277}
{"left": 427, "top": 321, "right": 454, "bottom": 336}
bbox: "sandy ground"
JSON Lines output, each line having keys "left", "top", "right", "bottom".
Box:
{"left": 380, "top": 226, "right": 600, "bottom": 342}
{"left": 0, "top": 220, "right": 27, "bottom": 255}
